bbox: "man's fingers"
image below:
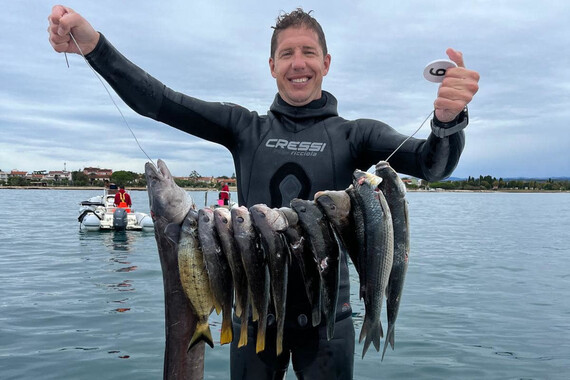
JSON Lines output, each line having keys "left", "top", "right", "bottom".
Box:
{"left": 446, "top": 48, "right": 465, "bottom": 68}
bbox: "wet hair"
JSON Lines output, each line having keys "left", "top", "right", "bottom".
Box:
{"left": 270, "top": 8, "right": 328, "bottom": 59}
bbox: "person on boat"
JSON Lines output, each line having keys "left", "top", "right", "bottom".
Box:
{"left": 220, "top": 182, "right": 230, "bottom": 206}
{"left": 113, "top": 186, "right": 132, "bottom": 208}
{"left": 48, "top": 6, "right": 479, "bottom": 379}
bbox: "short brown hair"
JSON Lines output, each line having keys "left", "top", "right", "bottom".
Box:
{"left": 270, "top": 8, "right": 328, "bottom": 59}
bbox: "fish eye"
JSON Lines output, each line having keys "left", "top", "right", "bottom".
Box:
{"left": 237, "top": 217, "right": 244, "bottom": 223}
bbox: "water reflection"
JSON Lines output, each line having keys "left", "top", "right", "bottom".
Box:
{"left": 78, "top": 230, "right": 146, "bottom": 315}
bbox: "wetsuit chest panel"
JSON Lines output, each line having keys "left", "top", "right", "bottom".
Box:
{"left": 245, "top": 120, "right": 339, "bottom": 207}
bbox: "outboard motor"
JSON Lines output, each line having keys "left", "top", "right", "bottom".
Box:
{"left": 113, "top": 208, "right": 128, "bottom": 230}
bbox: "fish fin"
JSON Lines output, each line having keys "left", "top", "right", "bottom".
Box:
{"left": 219, "top": 309, "right": 234, "bottom": 345}
{"left": 164, "top": 223, "right": 181, "bottom": 244}
{"left": 234, "top": 299, "right": 243, "bottom": 318}
{"left": 359, "top": 316, "right": 382, "bottom": 358}
{"left": 238, "top": 311, "right": 249, "bottom": 348}
{"left": 188, "top": 322, "right": 214, "bottom": 351}
{"left": 312, "top": 307, "right": 321, "bottom": 327}
{"left": 381, "top": 325, "right": 395, "bottom": 361}
{"left": 326, "top": 315, "right": 335, "bottom": 341}
{"left": 255, "top": 315, "right": 267, "bottom": 353}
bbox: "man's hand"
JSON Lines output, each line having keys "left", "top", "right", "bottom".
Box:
{"left": 433, "top": 48, "right": 480, "bottom": 122}
{"left": 47, "top": 5, "right": 99, "bottom": 56}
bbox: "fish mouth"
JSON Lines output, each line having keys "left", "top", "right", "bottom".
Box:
{"left": 375, "top": 161, "right": 390, "bottom": 170}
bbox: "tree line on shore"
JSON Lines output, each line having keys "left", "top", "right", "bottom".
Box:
{"left": 3, "top": 171, "right": 568, "bottom": 192}
{"left": 422, "top": 175, "right": 569, "bottom": 191}
{"left": 2, "top": 170, "right": 234, "bottom": 190}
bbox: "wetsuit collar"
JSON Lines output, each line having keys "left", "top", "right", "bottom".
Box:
{"left": 270, "top": 90, "right": 339, "bottom": 120}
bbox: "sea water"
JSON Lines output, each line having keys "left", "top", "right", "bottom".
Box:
{"left": 0, "top": 189, "right": 569, "bottom": 379}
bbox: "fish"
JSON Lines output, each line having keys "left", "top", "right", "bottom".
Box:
{"left": 144, "top": 159, "right": 204, "bottom": 379}
{"left": 146, "top": 159, "right": 194, "bottom": 227}
{"left": 178, "top": 209, "right": 215, "bottom": 350}
{"left": 279, "top": 207, "right": 322, "bottom": 327}
{"left": 213, "top": 207, "right": 250, "bottom": 348}
{"left": 231, "top": 206, "right": 270, "bottom": 353}
{"left": 352, "top": 169, "right": 394, "bottom": 358}
{"left": 198, "top": 207, "right": 233, "bottom": 345}
{"left": 314, "top": 190, "right": 361, "bottom": 284}
{"left": 250, "top": 204, "right": 290, "bottom": 356}
{"left": 346, "top": 185, "right": 367, "bottom": 301}
{"left": 290, "top": 198, "right": 341, "bottom": 341}
{"left": 376, "top": 161, "right": 410, "bottom": 360}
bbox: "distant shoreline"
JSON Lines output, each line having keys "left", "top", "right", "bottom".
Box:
{"left": 0, "top": 186, "right": 237, "bottom": 192}
{"left": 0, "top": 186, "right": 567, "bottom": 193}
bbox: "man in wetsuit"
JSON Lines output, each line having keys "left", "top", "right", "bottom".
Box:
{"left": 48, "top": 6, "right": 479, "bottom": 379}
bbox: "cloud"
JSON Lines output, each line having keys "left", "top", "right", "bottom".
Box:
{"left": 1, "top": 0, "right": 569, "bottom": 178}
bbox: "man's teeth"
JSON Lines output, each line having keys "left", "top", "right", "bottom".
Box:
{"left": 291, "top": 78, "right": 308, "bottom": 83}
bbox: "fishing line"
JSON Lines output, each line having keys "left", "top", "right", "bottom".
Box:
{"left": 384, "top": 110, "right": 433, "bottom": 163}
{"left": 66, "top": 32, "right": 155, "bottom": 166}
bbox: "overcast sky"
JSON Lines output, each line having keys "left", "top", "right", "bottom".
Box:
{"left": 1, "top": 1, "right": 568, "bottom": 179}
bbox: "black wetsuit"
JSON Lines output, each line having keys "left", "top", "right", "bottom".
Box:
{"left": 87, "top": 34, "right": 466, "bottom": 380}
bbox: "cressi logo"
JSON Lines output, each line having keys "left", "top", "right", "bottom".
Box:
{"left": 265, "top": 138, "right": 327, "bottom": 157}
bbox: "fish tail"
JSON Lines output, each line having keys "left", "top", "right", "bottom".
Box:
{"left": 234, "top": 300, "right": 243, "bottom": 318}
{"left": 238, "top": 307, "right": 249, "bottom": 348}
{"left": 219, "top": 309, "right": 234, "bottom": 345}
{"left": 188, "top": 321, "right": 214, "bottom": 351}
{"left": 255, "top": 313, "right": 267, "bottom": 353}
{"left": 238, "top": 322, "right": 248, "bottom": 348}
{"left": 311, "top": 307, "right": 321, "bottom": 327}
{"left": 381, "top": 325, "right": 395, "bottom": 361}
{"left": 359, "top": 316, "right": 381, "bottom": 358}
{"left": 326, "top": 315, "right": 336, "bottom": 341}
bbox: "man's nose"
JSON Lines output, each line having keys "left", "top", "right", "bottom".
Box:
{"left": 291, "top": 52, "right": 306, "bottom": 69}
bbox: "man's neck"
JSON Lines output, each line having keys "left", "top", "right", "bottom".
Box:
{"left": 278, "top": 93, "right": 327, "bottom": 109}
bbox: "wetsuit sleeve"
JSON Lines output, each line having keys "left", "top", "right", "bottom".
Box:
{"left": 85, "top": 34, "right": 253, "bottom": 148}
{"left": 352, "top": 117, "right": 465, "bottom": 182}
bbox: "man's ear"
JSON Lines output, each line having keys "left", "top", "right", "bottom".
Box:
{"left": 269, "top": 57, "right": 277, "bottom": 78}
{"left": 322, "top": 53, "right": 331, "bottom": 76}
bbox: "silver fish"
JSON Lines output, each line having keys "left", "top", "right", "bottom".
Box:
{"left": 250, "top": 204, "right": 290, "bottom": 356}
{"left": 290, "top": 198, "right": 340, "bottom": 341}
{"left": 314, "top": 190, "right": 361, "bottom": 286}
{"left": 198, "top": 207, "right": 233, "bottom": 345}
{"left": 376, "top": 161, "right": 410, "bottom": 360}
{"left": 352, "top": 170, "right": 394, "bottom": 358}
{"left": 279, "top": 207, "right": 322, "bottom": 327}
{"left": 213, "top": 207, "right": 250, "bottom": 348}
{"left": 231, "top": 206, "right": 270, "bottom": 353}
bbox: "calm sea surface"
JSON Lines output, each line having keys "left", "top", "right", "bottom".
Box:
{"left": 1, "top": 189, "right": 569, "bottom": 379}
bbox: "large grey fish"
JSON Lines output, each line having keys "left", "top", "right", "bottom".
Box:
{"left": 279, "top": 207, "right": 321, "bottom": 327}
{"left": 198, "top": 207, "right": 233, "bottom": 345}
{"left": 290, "top": 198, "right": 340, "bottom": 341}
{"left": 376, "top": 161, "right": 410, "bottom": 360}
{"left": 213, "top": 207, "right": 250, "bottom": 348}
{"left": 250, "top": 204, "right": 290, "bottom": 356}
{"left": 314, "top": 190, "right": 361, "bottom": 283}
{"left": 231, "top": 206, "right": 270, "bottom": 353}
{"left": 178, "top": 209, "right": 214, "bottom": 350}
{"left": 145, "top": 159, "right": 204, "bottom": 379}
{"left": 352, "top": 169, "right": 394, "bottom": 358}
{"left": 146, "top": 159, "right": 194, "bottom": 227}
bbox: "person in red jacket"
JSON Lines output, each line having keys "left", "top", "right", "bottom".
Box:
{"left": 220, "top": 183, "right": 230, "bottom": 205}
{"left": 114, "top": 186, "right": 132, "bottom": 208}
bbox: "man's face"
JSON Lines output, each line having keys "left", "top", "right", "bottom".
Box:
{"left": 269, "top": 27, "right": 331, "bottom": 107}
